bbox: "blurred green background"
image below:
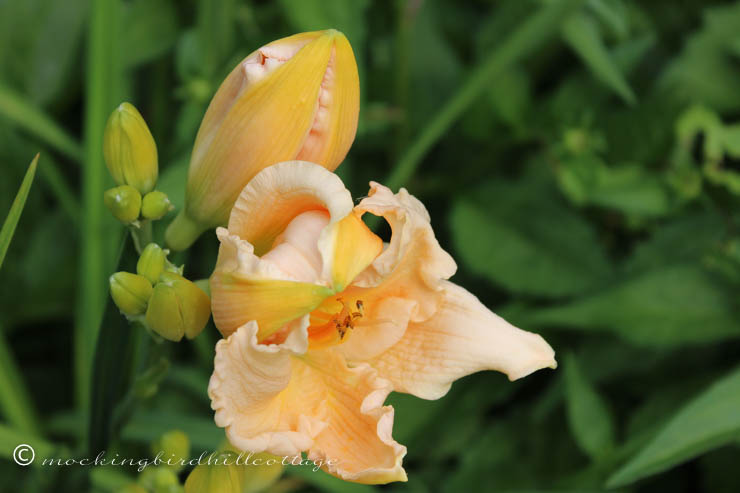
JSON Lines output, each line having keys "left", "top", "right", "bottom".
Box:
{"left": 1, "top": 0, "right": 740, "bottom": 492}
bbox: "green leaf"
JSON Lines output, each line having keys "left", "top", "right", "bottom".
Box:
{"left": 607, "top": 365, "right": 740, "bottom": 487}
{"left": 0, "top": 153, "right": 38, "bottom": 270}
{"left": 527, "top": 264, "right": 740, "bottom": 346}
{"left": 0, "top": 423, "right": 57, "bottom": 466}
{"left": 562, "top": 12, "right": 636, "bottom": 105}
{"left": 122, "top": 0, "right": 178, "bottom": 68}
{"left": 0, "top": 327, "right": 42, "bottom": 437}
{"left": 0, "top": 84, "right": 82, "bottom": 162}
{"left": 563, "top": 353, "right": 616, "bottom": 460}
{"left": 87, "top": 236, "right": 145, "bottom": 454}
{"left": 384, "top": 0, "right": 586, "bottom": 190}
{"left": 450, "top": 177, "right": 612, "bottom": 297}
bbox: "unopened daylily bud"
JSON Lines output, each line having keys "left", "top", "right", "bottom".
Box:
{"left": 145, "top": 272, "right": 210, "bottom": 341}
{"left": 104, "top": 185, "right": 142, "bottom": 224}
{"left": 110, "top": 272, "right": 153, "bottom": 317}
{"left": 141, "top": 190, "right": 173, "bottom": 220}
{"left": 166, "top": 30, "right": 360, "bottom": 250}
{"left": 137, "top": 243, "right": 167, "bottom": 284}
{"left": 184, "top": 452, "right": 244, "bottom": 493}
{"left": 153, "top": 430, "right": 190, "bottom": 472}
{"left": 103, "top": 102, "right": 158, "bottom": 194}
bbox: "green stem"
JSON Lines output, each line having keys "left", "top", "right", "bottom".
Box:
{"left": 384, "top": 0, "right": 585, "bottom": 191}
{"left": 130, "top": 220, "right": 153, "bottom": 255}
{"left": 165, "top": 210, "right": 207, "bottom": 251}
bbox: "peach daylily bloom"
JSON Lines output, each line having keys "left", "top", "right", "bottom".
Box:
{"left": 208, "top": 161, "right": 556, "bottom": 483}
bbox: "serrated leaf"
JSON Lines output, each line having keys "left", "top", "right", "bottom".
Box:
{"left": 0, "top": 153, "right": 38, "bottom": 270}
{"left": 564, "top": 353, "right": 616, "bottom": 460}
{"left": 562, "top": 12, "right": 636, "bottom": 104}
{"left": 607, "top": 365, "right": 740, "bottom": 487}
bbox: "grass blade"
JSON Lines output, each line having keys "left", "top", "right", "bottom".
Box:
{"left": 0, "top": 84, "right": 83, "bottom": 163}
{"left": 384, "top": 0, "right": 585, "bottom": 190}
{"left": 0, "top": 326, "right": 42, "bottom": 436}
{"left": 0, "top": 153, "right": 39, "bottom": 269}
{"left": 607, "top": 364, "right": 740, "bottom": 487}
{"left": 562, "top": 12, "right": 636, "bottom": 104}
{"left": 76, "top": 0, "right": 123, "bottom": 443}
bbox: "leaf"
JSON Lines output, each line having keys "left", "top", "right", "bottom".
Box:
{"left": 122, "top": 0, "right": 178, "bottom": 68}
{"left": 450, "top": 176, "right": 612, "bottom": 298}
{"left": 0, "top": 423, "right": 57, "bottom": 466}
{"left": 87, "top": 236, "right": 145, "bottom": 454}
{"left": 384, "top": 0, "right": 586, "bottom": 190}
{"left": 562, "top": 12, "right": 636, "bottom": 105}
{"left": 661, "top": 4, "right": 740, "bottom": 112}
{"left": 0, "top": 328, "right": 41, "bottom": 436}
{"left": 607, "top": 365, "right": 740, "bottom": 487}
{"left": 0, "top": 84, "right": 82, "bottom": 162}
{"left": 26, "top": 0, "right": 87, "bottom": 106}
{"left": 563, "top": 353, "right": 616, "bottom": 460}
{"left": 526, "top": 264, "right": 740, "bottom": 346}
{"left": 0, "top": 153, "right": 38, "bottom": 270}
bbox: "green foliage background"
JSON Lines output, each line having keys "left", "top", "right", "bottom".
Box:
{"left": 1, "top": 0, "right": 740, "bottom": 492}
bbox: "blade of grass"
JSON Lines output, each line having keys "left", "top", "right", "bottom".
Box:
{"left": 384, "top": 0, "right": 585, "bottom": 191}
{"left": 0, "top": 324, "right": 42, "bottom": 436}
{"left": 562, "top": 12, "right": 636, "bottom": 105}
{"left": 37, "top": 154, "right": 80, "bottom": 223}
{"left": 0, "top": 84, "right": 83, "bottom": 163}
{"left": 0, "top": 153, "right": 39, "bottom": 269}
{"left": 0, "top": 423, "right": 57, "bottom": 465}
{"left": 76, "top": 0, "right": 123, "bottom": 444}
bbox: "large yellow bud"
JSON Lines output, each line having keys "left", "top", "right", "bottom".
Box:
{"left": 166, "top": 30, "right": 360, "bottom": 250}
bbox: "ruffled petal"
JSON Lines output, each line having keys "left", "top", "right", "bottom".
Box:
{"left": 353, "top": 182, "right": 457, "bottom": 323}
{"left": 321, "top": 211, "right": 383, "bottom": 292}
{"left": 209, "top": 322, "right": 407, "bottom": 484}
{"left": 211, "top": 228, "right": 333, "bottom": 339}
{"left": 368, "top": 281, "right": 557, "bottom": 400}
{"left": 209, "top": 319, "right": 324, "bottom": 456}
{"left": 227, "top": 161, "right": 352, "bottom": 255}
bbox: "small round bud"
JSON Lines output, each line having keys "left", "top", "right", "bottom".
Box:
{"left": 141, "top": 191, "right": 173, "bottom": 220}
{"left": 137, "top": 243, "right": 167, "bottom": 285}
{"left": 139, "top": 466, "right": 181, "bottom": 493}
{"left": 104, "top": 185, "right": 142, "bottom": 224}
{"left": 110, "top": 272, "right": 153, "bottom": 317}
{"left": 145, "top": 272, "right": 210, "bottom": 341}
{"left": 152, "top": 430, "right": 190, "bottom": 472}
{"left": 103, "top": 102, "right": 158, "bottom": 194}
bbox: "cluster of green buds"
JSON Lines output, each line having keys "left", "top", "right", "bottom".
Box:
{"left": 121, "top": 430, "right": 190, "bottom": 493}
{"left": 109, "top": 243, "right": 210, "bottom": 342}
{"left": 103, "top": 103, "right": 173, "bottom": 225}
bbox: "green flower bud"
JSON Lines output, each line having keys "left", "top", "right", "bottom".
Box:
{"left": 152, "top": 430, "right": 190, "bottom": 472}
{"left": 120, "top": 484, "right": 149, "bottom": 493}
{"left": 139, "top": 467, "right": 181, "bottom": 493}
{"left": 145, "top": 272, "right": 210, "bottom": 341}
{"left": 103, "top": 102, "right": 158, "bottom": 194}
{"left": 184, "top": 452, "right": 245, "bottom": 493}
{"left": 141, "top": 190, "right": 173, "bottom": 220}
{"left": 137, "top": 243, "right": 167, "bottom": 284}
{"left": 104, "top": 185, "right": 142, "bottom": 224}
{"left": 110, "top": 272, "right": 153, "bottom": 317}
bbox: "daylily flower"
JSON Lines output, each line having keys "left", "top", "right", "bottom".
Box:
{"left": 166, "top": 30, "right": 360, "bottom": 251}
{"left": 208, "top": 161, "right": 556, "bottom": 483}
